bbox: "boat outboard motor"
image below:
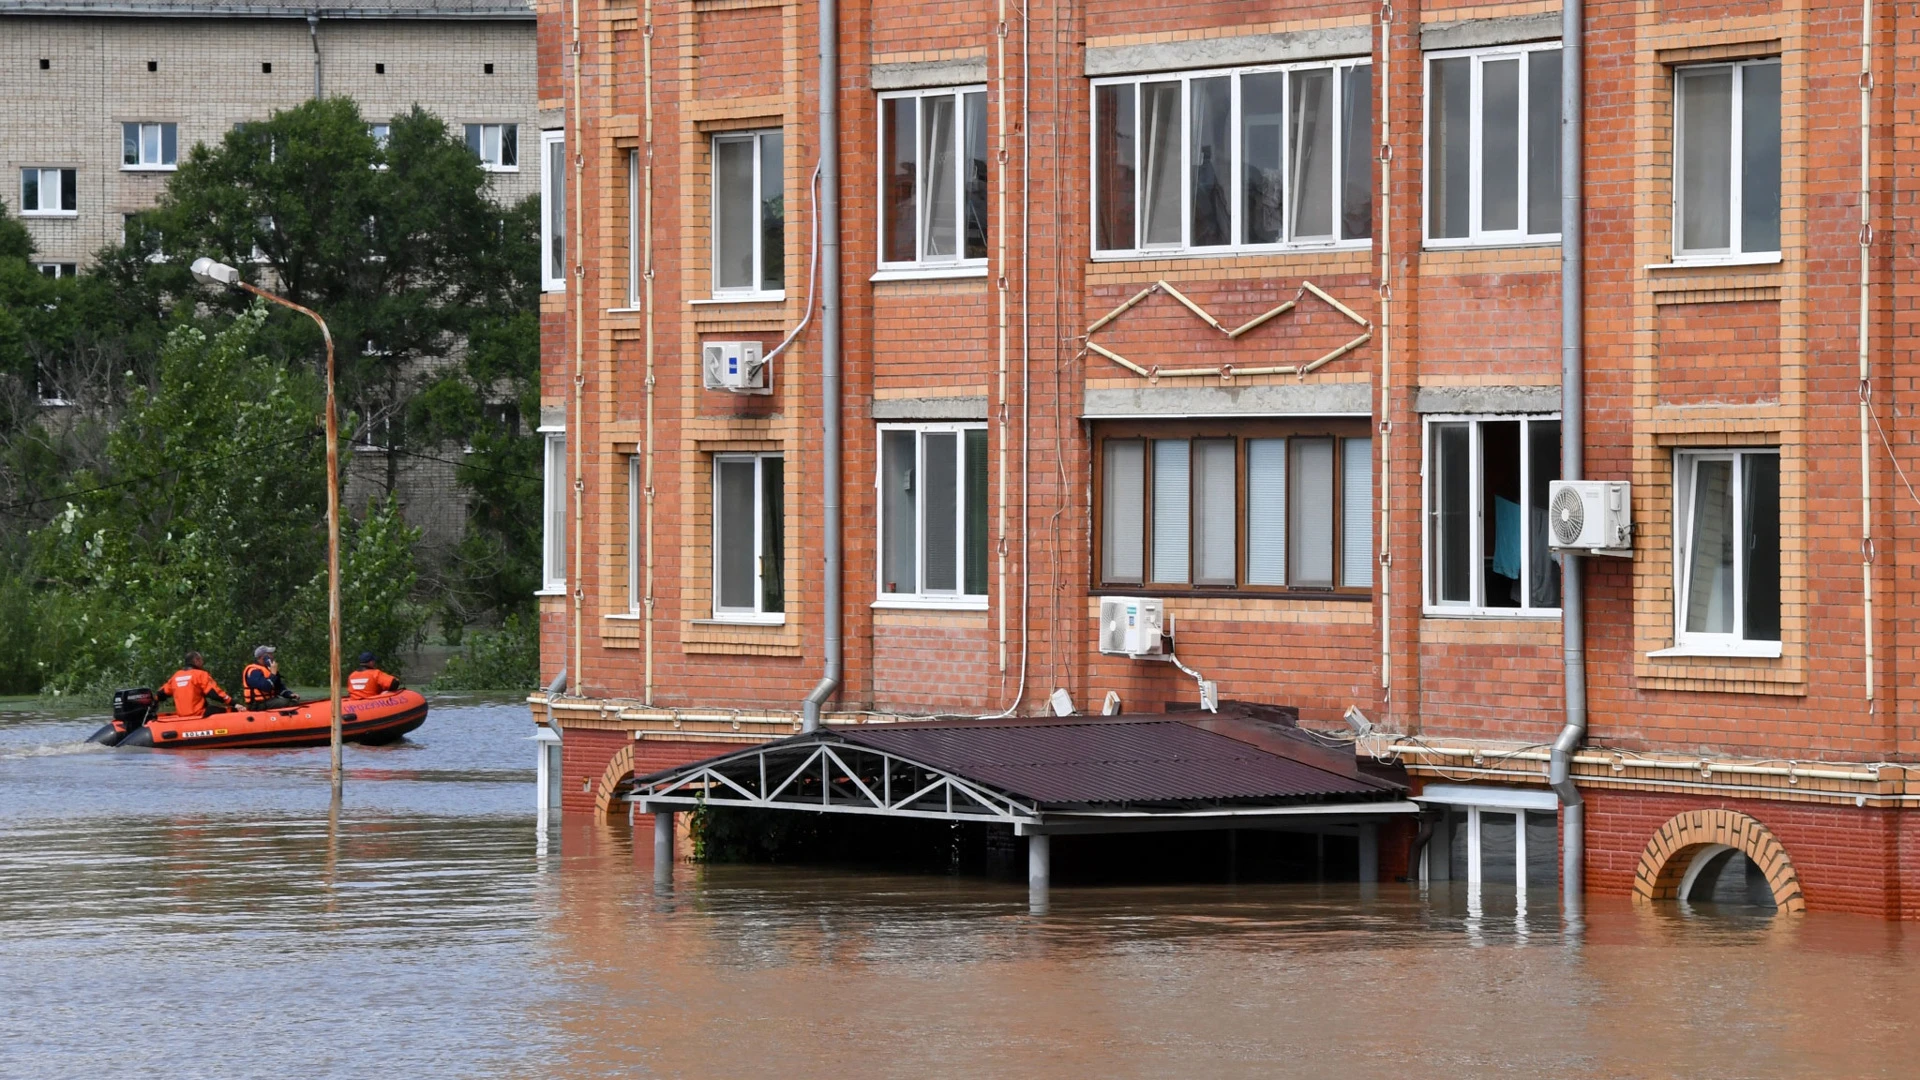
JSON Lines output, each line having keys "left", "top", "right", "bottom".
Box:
{"left": 87, "top": 688, "right": 158, "bottom": 747}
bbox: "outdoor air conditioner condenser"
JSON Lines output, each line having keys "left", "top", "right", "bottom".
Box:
{"left": 1098, "top": 596, "right": 1168, "bottom": 658}
{"left": 701, "top": 340, "right": 769, "bottom": 394}
{"left": 1546, "top": 480, "right": 1633, "bottom": 556}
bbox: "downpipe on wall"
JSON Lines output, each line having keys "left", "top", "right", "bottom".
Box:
{"left": 802, "top": 0, "right": 843, "bottom": 732}
{"left": 1551, "top": 0, "right": 1587, "bottom": 916}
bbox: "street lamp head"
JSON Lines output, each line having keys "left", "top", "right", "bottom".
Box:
{"left": 189, "top": 256, "right": 241, "bottom": 288}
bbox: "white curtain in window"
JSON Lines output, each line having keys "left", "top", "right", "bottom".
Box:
{"left": 921, "top": 95, "right": 958, "bottom": 258}
{"left": 1192, "top": 439, "right": 1235, "bottom": 583}
{"left": 1342, "top": 437, "right": 1373, "bottom": 587}
{"left": 1290, "top": 438, "right": 1334, "bottom": 586}
{"left": 1246, "top": 438, "right": 1288, "bottom": 584}
{"left": 1152, "top": 439, "right": 1191, "bottom": 583}
{"left": 1103, "top": 440, "right": 1145, "bottom": 583}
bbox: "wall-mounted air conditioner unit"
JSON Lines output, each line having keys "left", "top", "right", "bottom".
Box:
{"left": 1098, "top": 596, "right": 1168, "bottom": 658}
{"left": 702, "top": 340, "right": 768, "bottom": 394}
{"left": 1547, "top": 480, "right": 1633, "bottom": 556}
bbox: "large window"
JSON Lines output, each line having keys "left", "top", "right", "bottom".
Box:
{"left": 711, "top": 130, "right": 784, "bottom": 297}
{"left": 1097, "top": 425, "right": 1371, "bottom": 592}
{"left": 542, "top": 432, "right": 566, "bottom": 592}
{"left": 879, "top": 87, "right": 988, "bottom": 269}
{"left": 1093, "top": 59, "right": 1372, "bottom": 255}
{"left": 1673, "top": 449, "right": 1780, "bottom": 652}
{"left": 1425, "top": 416, "right": 1561, "bottom": 614}
{"left": 465, "top": 123, "right": 519, "bottom": 170}
{"left": 626, "top": 149, "right": 642, "bottom": 307}
{"left": 1674, "top": 59, "right": 1780, "bottom": 259}
{"left": 1425, "top": 44, "right": 1562, "bottom": 244}
{"left": 1419, "top": 791, "right": 1561, "bottom": 898}
{"left": 879, "top": 424, "right": 988, "bottom": 604}
{"left": 627, "top": 455, "right": 643, "bottom": 614}
{"left": 20, "top": 168, "right": 76, "bottom": 216}
{"left": 541, "top": 129, "right": 565, "bottom": 292}
{"left": 122, "top": 122, "right": 177, "bottom": 169}
{"left": 712, "top": 453, "right": 784, "bottom": 621}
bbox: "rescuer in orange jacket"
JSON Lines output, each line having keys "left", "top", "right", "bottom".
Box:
{"left": 242, "top": 645, "right": 300, "bottom": 709}
{"left": 346, "top": 652, "right": 401, "bottom": 700}
{"left": 159, "top": 652, "right": 233, "bottom": 720}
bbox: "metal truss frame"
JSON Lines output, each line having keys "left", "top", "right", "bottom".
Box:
{"left": 1084, "top": 278, "right": 1373, "bottom": 383}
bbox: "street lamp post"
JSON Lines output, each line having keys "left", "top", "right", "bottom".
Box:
{"left": 191, "top": 257, "right": 344, "bottom": 788}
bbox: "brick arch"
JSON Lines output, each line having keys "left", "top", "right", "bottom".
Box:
{"left": 593, "top": 744, "right": 635, "bottom": 823}
{"left": 1631, "top": 809, "right": 1805, "bottom": 914}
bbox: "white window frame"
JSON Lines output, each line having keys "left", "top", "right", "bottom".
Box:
{"left": 466, "top": 122, "right": 520, "bottom": 172}
{"left": 1414, "top": 787, "right": 1559, "bottom": 894}
{"left": 1422, "top": 413, "right": 1563, "bottom": 617}
{"left": 36, "top": 262, "right": 78, "bottom": 279}
{"left": 1657, "top": 448, "right": 1783, "bottom": 658}
{"left": 627, "top": 454, "right": 643, "bottom": 614}
{"left": 625, "top": 148, "right": 642, "bottom": 308}
{"left": 709, "top": 129, "right": 785, "bottom": 301}
{"left": 369, "top": 123, "right": 391, "bottom": 149}
{"left": 19, "top": 167, "right": 76, "bottom": 217}
{"left": 1089, "top": 57, "right": 1373, "bottom": 259}
{"left": 1672, "top": 58, "right": 1781, "bottom": 263}
{"left": 875, "top": 85, "right": 989, "bottom": 276}
{"left": 539, "top": 430, "right": 566, "bottom": 594}
{"left": 710, "top": 453, "right": 785, "bottom": 623}
{"left": 540, "top": 129, "right": 566, "bottom": 292}
{"left": 1421, "top": 42, "right": 1563, "bottom": 247}
{"left": 875, "top": 422, "right": 989, "bottom": 609}
{"left": 121, "top": 122, "right": 178, "bottom": 170}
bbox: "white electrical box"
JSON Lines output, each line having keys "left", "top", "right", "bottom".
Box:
{"left": 1547, "top": 480, "right": 1633, "bottom": 555}
{"left": 702, "top": 340, "right": 768, "bottom": 394}
{"left": 1098, "top": 596, "right": 1168, "bottom": 658}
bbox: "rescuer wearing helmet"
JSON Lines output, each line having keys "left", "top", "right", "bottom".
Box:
{"left": 158, "top": 652, "right": 233, "bottom": 720}
{"left": 241, "top": 645, "right": 300, "bottom": 709}
{"left": 346, "top": 652, "right": 401, "bottom": 701}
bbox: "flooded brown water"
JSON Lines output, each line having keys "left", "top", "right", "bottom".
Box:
{"left": 2, "top": 698, "right": 1915, "bottom": 1078}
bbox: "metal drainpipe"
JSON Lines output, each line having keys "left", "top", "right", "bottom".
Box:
{"left": 801, "top": 0, "right": 842, "bottom": 732}
{"left": 1549, "top": 0, "right": 1587, "bottom": 915}
{"left": 308, "top": 15, "right": 321, "bottom": 99}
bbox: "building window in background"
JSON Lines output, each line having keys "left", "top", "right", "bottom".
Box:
{"left": 878, "top": 424, "right": 989, "bottom": 604}
{"left": 877, "top": 86, "right": 988, "bottom": 269}
{"left": 1674, "top": 58, "right": 1780, "bottom": 259}
{"left": 710, "top": 130, "right": 784, "bottom": 297}
{"left": 465, "top": 122, "right": 519, "bottom": 171}
{"left": 20, "top": 168, "right": 77, "bottom": 215}
{"left": 1424, "top": 415, "right": 1562, "bottom": 614}
{"left": 541, "top": 130, "right": 565, "bottom": 291}
{"left": 1425, "top": 43, "right": 1562, "bottom": 244}
{"left": 1670, "top": 448, "right": 1781, "bottom": 653}
{"left": 711, "top": 453, "right": 784, "bottom": 621}
{"left": 122, "top": 122, "right": 177, "bottom": 169}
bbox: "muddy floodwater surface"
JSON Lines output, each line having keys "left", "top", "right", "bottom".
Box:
{"left": 1, "top": 697, "right": 1916, "bottom": 1078}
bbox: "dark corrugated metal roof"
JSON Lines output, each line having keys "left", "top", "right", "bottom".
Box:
{"left": 0, "top": 1, "right": 532, "bottom": 18}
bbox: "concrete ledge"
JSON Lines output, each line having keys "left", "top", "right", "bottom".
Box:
{"left": 1083, "top": 382, "right": 1371, "bottom": 418}
{"left": 1413, "top": 384, "right": 1560, "bottom": 415}
{"left": 872, "top": 395, "right": 989, "bottom": 420}
{"left": 1420, "top": 12, "right": 1563, "bottom": 52}
{"left": 872, "top": 57, "right": 988, "bottom": 90}
{"left": 1086, "top": 25, "right": 1372, "bottom": 77}
{"left": 539, "top": 404, "right": 566, "bottom": 430}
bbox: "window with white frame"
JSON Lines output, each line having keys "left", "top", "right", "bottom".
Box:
{"left": 626, "top": 148, "right": 642, "bottom": 307}
{"left": 1673, "top": 448, "right": 1780, "bottom": 650}
{"left": 542, "top": 432, "right": 566, "bottom": 592}
{"left": 369, "top": 123, "right": 390, "bottom": 150}
{"left": 1093, "top": 59, "right": 1372, "bottom": 255}
{"left": 122, "top": 122, "right": 177, "bottom": 169}
{"left": 465, "top": 122, "right": 519, "bottom": 170}
{"left": 712, "top": 453, "right": 784, "bottom": 620}
{"left": 1674, "top": 58, "right": 1780, "bottom": 259}
{"left": 628, "top": 454, "right": 642, "bottom": 613}
{"left": 540, "top": 129, "right": 565, "bottom": 292}
{"left": 36, "top": 262, "right": 77, "bottom": 279}
{"left": 1426, "top": 416, "right": 1561, "bottom": 613}
{"left": 711, "top": 130, "right": 784, "bottom": 297}
{"left": 1421, "top": 800, "right": 1560, "bottom": 893}
{"left": 1426, "top": 44, "right": 1562, "bottom": 244}
{"left": 20, "top": 168, "right": 76, "bottom": 216}
{"left": 879, "top": 424, "right": 988, "bottom": 603}
{"left": 879, "top": 87, "right": 988, "bottom": 269}
{"left": 1097, "top": 424, "right": 1372, "bottom": 592}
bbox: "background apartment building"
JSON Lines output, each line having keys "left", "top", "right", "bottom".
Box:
{"left": 533, "top": 0, "right": 1920, "bottom": 919}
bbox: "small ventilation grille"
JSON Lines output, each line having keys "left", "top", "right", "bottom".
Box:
{"left": 1550, "top": 486, "right": 1586, "bottom": 546}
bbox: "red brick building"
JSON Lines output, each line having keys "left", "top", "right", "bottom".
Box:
{"left": 531, "top": 0, "right": 1920, "bottom": 918}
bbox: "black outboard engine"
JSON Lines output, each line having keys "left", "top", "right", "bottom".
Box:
{"left": 87, "top": 688, "right": 158, "bottom": 746}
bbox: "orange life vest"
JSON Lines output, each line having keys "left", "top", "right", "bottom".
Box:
{"left": 242, "top": 663, "right": 275, "bottom": 704}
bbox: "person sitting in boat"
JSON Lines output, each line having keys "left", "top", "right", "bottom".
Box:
{"left": 241, "top": 645, "right": 300, "bottom": 710}
{"left": 347, "top": 652, "right": 402, "bottom": 700}
{"left": 159, "top": 652, "right": 233, "bottom": 719}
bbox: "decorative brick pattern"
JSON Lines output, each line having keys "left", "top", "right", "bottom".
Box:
{"left": 1630, "top": 808, "right": 1806, "bottom": 913}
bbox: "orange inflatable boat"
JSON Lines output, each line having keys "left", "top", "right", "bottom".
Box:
{"left": 88, "top": 687, "right": 429, "bottom": 749}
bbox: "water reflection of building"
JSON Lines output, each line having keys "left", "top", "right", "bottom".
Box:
{"left": 530, "top": 0, "right": 1920, "bottom": 919}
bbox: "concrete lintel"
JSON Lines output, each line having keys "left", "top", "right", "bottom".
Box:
{"left": 1083, "top": 382, "right": 1371, "bottom": 419}
{"left": 871, "top": 57, "right": 988, "bottom": 90}
{"left": 1413, "top": 384, "right": 1560, "bottom": 415}
{"left": 1086, "top": 25, "right": 1372, "bottom": 77}
{"left": 538, "top": 404, "right": 567, "bottom": 431}
{"left": 872, "top": 394, "right": 989, "bottom": 421}
{"left": 1420, "top": 12, "right": 1563, "bottom": 52}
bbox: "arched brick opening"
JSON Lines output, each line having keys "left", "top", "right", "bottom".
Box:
{"left": 1631, "top": 809, "right": 1805, "bottom": 914}
{"left": 593, "top": 744, "right": 635, "bottom": 823}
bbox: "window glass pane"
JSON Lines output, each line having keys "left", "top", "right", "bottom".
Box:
{"left": 546, "top": 436, "right": 566, "bottom": 585}
{"left": 1479, "top": 811, "right": 1518, "bottom": 886}
{"left": 1290, "top": 438, "right": 1334, "bottom": 587}
{"left": 162, "top": 123, "right": 177, "bottom": 164}
{"left": 964, "top": 91, "right": 988, "bottom": 260}
{"left": 923, "top": 432, "right": 960, "bottom": 592}
{"left": 548, "top": 137, "right": 566, "bottom": 282}
{"left": 1152, "top": 439, "right": 1191, "bottom": 583}
{"left": 1740, "top": 62, "right": 1781, "bottom": 253}
{"left": 713, "top": 138, "right": 754, "bottom": 289}
{"left": 881, "top": 430, "right": 918, "bottom": 594}
{"left": 1341, "top": 64, "right": 1373, "bottom": 240}
{"left": 1525, "top": 811, "right": 1559, "bottom": 892}
{"left": 1342, "top": 437, "right": 1373, "bottom": 588}
{"left": 1103, "top": 440, "right": 1145, "bottom": 583}
{"left": 124, "top": 123, "right": 139, "bottom": 166}
{"left": 1527, "top": 420, "right": 1562, "bottom": 607}
{"left": 1289, "top": 68, "right": 1334, "bottom": 239}
{"left": 142, "top": 123, "right": 161, "bottom": 165}
{"left": 759, "top": 132, "right": 784, "bottom": 292}
{"left": 760, "top": 458, "right": 784, "bottom": 613}
{"left": 1192, "top": 439, "right": 1235, "bottom": 584}
{"left": 965, "top": 428, "right": 988, "bottom": 595}
{"left": 1189, "top": 77, "right": 1231, "bottom": 247}
{"left": 21, "top": 170, "right": 38, "bottom": 212}
{"left": 1679, "top": 69, "right": 1733, "bottom": 251}
{"left": 921, "top": 96, "right": 958, "bottom": 258}
{"left": 1483, "top": 421, "right": 1521, "bottom": 609}
{"left": 1527, "top": 50, "right": 1562, "bottom": 235}
{"left": 1435, "top": 423, "right": 1471, "bottom": 602}
{"left": 1430, "top": 57, "right": 1472, "bottom": 238}
{"left": 1247, "top": 438, "right": 1288, "bottom": 585}
{"left": 1683, "top": 458, "right": 1736, "bottom": 634}
{"left": 60, "top": 169, "right": 76, "bottom": 212}
{"left": 1241, "top": 72, "right": 1286, "bottom": 245}
{"left": 1095, "top": 84, "right": 1137, "bottom": 250}
{"left": 882, "top": 97, "right": 917, "bottom": 262}
{"left": 716, "top": 459, "right": 757, "bottom": 610}
{"left": 1743, "top": 452, "right": 1780, "bottom": 641}
{"left": 1141, "top": 81, "right": 1183, "bottom": 246}
{"left": 1481, "top": 58, "right": 1521, "bottom": 232}
{"left": 500, "top": 125, "right": 517, "bottom": 167}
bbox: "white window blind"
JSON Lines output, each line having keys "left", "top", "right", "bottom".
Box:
{"left": 1103, "top": 440, "right": 1146, "bottom": 583}
{"left": 1342, "top": 436, "right": 1373, "bottom": 587}
{"left": 1193, "top": 439, "right": 1236, "bottom": 584}
{"left": 1151, "top": 439, "right": 1191, "bottom": 583}
{"left": 1246, "top": 438, "right": 1288, "bottom": 584}
{"left": 1290, "top": 438, "right": 1334, "bottom": 586}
